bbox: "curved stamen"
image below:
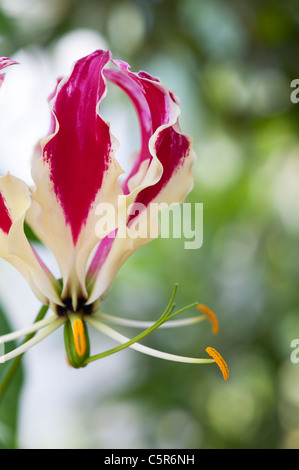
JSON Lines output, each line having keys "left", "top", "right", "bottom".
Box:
{"left": 85, "top": 318, "right": 214, "bottom": 365}
{"left": 0, "top": 317, "right": 66, "bottom": 363}
{"left": 0, "top": 315, "right": 57, "bottom": 343}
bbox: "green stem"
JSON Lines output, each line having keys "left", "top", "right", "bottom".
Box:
{"left": 0, "top": 304, "right": 49, "bottom": 403}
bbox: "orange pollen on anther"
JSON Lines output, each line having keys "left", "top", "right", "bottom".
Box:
{"left": 206, "top": 347, "right": 229, "bottom": 381}
{"left": 197, "top": 304, "right": 219, "bottom": 334}
{"left": 72, "top": 319, "right": 86, "bottom": 357}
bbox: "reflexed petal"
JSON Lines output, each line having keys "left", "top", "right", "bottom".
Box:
{"left": 0, "top": 174, "right": 62, "bottom": 306}
{"left": 27, "top": 50, "right": 123, "bottom": 309}
{"left": 104, "top": 60, "right": 194, "bottom": 204}
{"left": 87, "top": 60, "right": 195, "bottom": 304}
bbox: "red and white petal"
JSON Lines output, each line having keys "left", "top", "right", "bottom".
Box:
{"left": 0, "top": 174, "right": 62, "bottom": 306}
{"left": 86, "top": 232, "right": 138, "bottom": 304}
{"left": 87, "top": 61, "right": 195, "bottom": 304}
{"left": 27, "top": 50, "right": 123, "bottom": 310}
{"left": 0, "top": 57, "right": 18, "bottom": 88}
{"left": 105, "top": 61, "right": 195, "bottom": 221}
{"left": 104, "top": 60, "right": 193, "bottom": 203}
{"left": 0, "top": 58, "right": 18, "bottom": 70}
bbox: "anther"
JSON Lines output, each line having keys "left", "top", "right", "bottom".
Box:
{"left": 197, "top": 304, "right": 219, "bottom": 334}
{"left": 72, "top": 319, "right": 86, "bottom": 357}
{"left": 206, "top": 347, "right": 229, "bottom": 381}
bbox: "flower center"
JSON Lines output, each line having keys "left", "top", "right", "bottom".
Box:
{"left": 56, "top": 297, "right": 93, "bottom": 316}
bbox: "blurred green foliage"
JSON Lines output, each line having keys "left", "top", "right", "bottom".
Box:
{"left": 0, "top": 0, "right": 299, "bottom": 449}
{"left": 0, "top": 305, "right": 23, "bottom": 449}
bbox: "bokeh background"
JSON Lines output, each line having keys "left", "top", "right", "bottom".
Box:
{"left": 0, "top": 0, "right": 299, "bottom": 449}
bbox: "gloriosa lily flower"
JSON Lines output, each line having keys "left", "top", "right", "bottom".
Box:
{"left": 0, "top": 51, "right": 228, "bottom": 381}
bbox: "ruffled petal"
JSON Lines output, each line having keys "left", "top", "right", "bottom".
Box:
{"left": 87, "top": 60, "right": 195, "bottom": 304}
{"left": 0, "top": 174, "right": 62, "bottom": 306}
{"left": 27, "top": 50, "right": 123, "bottom": 310}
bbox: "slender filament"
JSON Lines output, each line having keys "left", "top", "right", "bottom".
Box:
{"left": 0, "top": 317, "right": 66, "bottom": 363}
{"left": 86, "top": 318, "right": 214, "bottom": 365}
{"left": 0, "top": 315, "right": 57, "bottom": 343}
{"left": 93, "top": 312, "right": 206, "bottom": 329}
